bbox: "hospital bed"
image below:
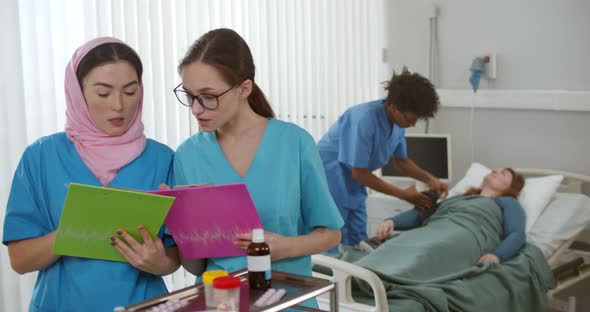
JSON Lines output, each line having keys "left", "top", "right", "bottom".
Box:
{"left": 312, "top": 169, "right": 590, "bottom": 312}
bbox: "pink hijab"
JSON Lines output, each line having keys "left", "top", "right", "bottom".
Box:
{"left": 64, "top": 37, "right": 146, "bottom": 186}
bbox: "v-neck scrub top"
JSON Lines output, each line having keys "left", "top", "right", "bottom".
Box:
{"left": 173, "top": 119, "right": 344, "bottom": 276}
{"left": 2, "top": 132, "right": 175, "bottom": 312}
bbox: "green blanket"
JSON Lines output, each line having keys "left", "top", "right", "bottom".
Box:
{"left": 330, "top": 196, "right": 555, "bottom": 311}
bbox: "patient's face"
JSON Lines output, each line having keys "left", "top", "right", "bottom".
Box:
{"left": 483, "top": 168, "right": 514, "bottom": 193}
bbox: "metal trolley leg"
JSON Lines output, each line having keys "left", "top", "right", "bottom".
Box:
{"left": 329, "top": 282, "right": 338, "bottom": 312}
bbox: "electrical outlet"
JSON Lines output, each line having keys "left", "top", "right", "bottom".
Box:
{"left": 472, "top": 53, "right": 497, "bottom": 80}
{"left": 485, "top": 53, "right": 496, "bottom": 79}
{"left": 479, "top": 53, "right": 498, "bottom": 79}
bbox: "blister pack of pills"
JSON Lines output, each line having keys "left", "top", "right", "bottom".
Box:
{"left": 253, "top": 288, "right": 287, "bottom": 307}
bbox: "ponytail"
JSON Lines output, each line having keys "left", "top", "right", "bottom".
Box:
{"left": 248, "top": 82, "right": 275, "bottom": 118}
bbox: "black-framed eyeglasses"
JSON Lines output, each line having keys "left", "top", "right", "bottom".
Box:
{"left": 173, "top": 83, "right": 239, "bottom": 110}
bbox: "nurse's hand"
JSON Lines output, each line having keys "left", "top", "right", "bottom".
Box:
{"left": 112, "top": 225, "right": 175, "bottom": 275}
{"left": 427, "top": 178, "right": 448, "bottom": 199}
{"left": 401, "top": 186, "right": 433, "bottom": 209}
{"left": 376, "top": 220, "right": 395, "bottom": 240}
{"left": 158, "top": 183, "right": 171, "bottom": 190}
{"left": 234, "top": 231, "right": 290, "bottom": 261}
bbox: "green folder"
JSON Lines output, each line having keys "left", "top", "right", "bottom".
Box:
{"left": 52, "top": 183, "right": 175, "bottom": 262}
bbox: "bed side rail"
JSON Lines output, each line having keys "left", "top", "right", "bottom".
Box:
{"left": 312, "top": 254, "right": 388, "bottom": 312}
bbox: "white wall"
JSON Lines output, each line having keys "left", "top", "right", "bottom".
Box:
{"left": 386, "top": 0, "right": 590, "bottom": 90}
{"left": 424, "top": 108, "right": 590, "bottom": 181}
{"left": 386, "top": 0, "right": 590, "bottom": 182}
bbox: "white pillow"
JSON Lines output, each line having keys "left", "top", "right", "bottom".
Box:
{"left": 448, "top": 162, "right": 564, "bottom": 232}
{"left": 527, "top": 193, "right": 590, "bottom": 258}
{"left": 447, "top": 163, "right": 491, "bottom": 197}
{"left": 519, "top": 175, "right": 564, "bottom": 231}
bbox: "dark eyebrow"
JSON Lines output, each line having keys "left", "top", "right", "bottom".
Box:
{"left": 92, "top": 82, "right": 113, "bottom": 88}
{"left": 195, "top": 87, "right": 217, "bottom": 93}
{"left": 123, "top": 81, "right": 139, "bottom": 88}
{"left": 92, "top": 81, "right": 139, "bottom": 88}
{"left": 182, "top": 86, "right": 218, "bottom": 94}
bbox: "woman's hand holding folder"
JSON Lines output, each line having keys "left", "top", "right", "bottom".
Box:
{"left": 111, "top": 225, "right": 179, "bottom": 276}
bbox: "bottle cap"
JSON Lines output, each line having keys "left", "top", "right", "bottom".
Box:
{"left": 203, "top": 270, "right": 228, "bottom": 284}
{"left": 213, "top": 276, "right": 241, "bottom": 289}
{"left": 252, "top": 228, "right": 264, "bottom": 243}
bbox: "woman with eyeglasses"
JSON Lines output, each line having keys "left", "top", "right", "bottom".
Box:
{"left": 2, "top": 37, "right": 179, "bottom": 311}
{"left": 172, "top": 28, "right": 343, "bottom": 309}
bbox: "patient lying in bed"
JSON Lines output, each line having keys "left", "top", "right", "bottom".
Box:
{"left": 368, "top": 168, "right": 527, "bottom": 265}
{"left": 320, "top": 168, "right": 554, "bottom": 311}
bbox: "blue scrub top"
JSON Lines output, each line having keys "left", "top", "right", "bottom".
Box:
{"left": 318, "top": 99, "right": 407, "bottom": 208}
{"left": 174, "top": 118, "right": 344, "bottom": 276}
{"left": 2, "top": 133, "right": 174, "bottom": 312}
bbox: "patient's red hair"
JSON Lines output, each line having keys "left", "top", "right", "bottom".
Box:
{"left": 463, "top": 168, "right": 525, "bottom": 198}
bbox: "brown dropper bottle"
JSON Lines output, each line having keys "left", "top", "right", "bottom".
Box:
{"left": 247, "top": 228, "right": 271, "bottom": 289}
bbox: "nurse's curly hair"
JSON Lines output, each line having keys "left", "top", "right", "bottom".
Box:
{"left": 383, "top": 67, "right": 439, "bottom": 118}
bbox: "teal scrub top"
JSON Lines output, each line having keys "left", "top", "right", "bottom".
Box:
{"left": 174, "top": 119, "right": 344, "bottom": 276}
{"left": 2, "top": 133, "right": 174, "bottom": 312}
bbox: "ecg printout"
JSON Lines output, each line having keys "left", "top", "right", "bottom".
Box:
{"left": 53, "top": 183, "right": 174, "bottom": 262}
{"left": 150, "top": 183, "right": 264, "bottom": 259}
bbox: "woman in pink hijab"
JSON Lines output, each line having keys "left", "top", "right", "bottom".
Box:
{"left": 3, "top": 37, "right": 179, "bottom": 311}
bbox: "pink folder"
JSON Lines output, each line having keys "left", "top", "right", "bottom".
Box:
{"left": 149, "top": 183, "right": 263, "bottom": 259}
